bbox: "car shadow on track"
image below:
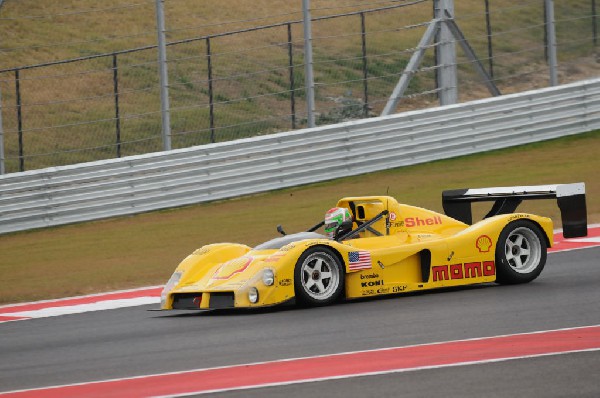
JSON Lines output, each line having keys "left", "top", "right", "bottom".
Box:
{"left": 149, "top": 283, "right": 498, "bottom": 319}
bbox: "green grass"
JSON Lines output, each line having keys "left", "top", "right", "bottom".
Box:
{"left": 0, "top": 130, "right": 598, "bottom": 305}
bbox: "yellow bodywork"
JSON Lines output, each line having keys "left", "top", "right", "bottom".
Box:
{"left": 161, "top": 196, "right": 553, "bottom": 310}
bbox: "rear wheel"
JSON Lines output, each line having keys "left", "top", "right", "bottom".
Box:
{"left": 294, "top": 247, "right": 345, "bottom": 306}
{"left": 495, "top": 220, "right": 547, "bottom": 284}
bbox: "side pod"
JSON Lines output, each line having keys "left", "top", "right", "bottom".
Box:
{"left": 442, "top": 183, "right": 587, "bottom": 238}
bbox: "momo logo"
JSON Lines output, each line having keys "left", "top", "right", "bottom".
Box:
{"left": 432, "top": 261, "right": 495, "bottom": 281}
{"left": 476, "top": 235, "right": 492, "bottom": 253}
{"left": 405, "top": 216, "right": 443, "bottom": 228}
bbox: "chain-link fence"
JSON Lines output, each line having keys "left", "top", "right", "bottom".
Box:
{"left": 0, "top": 0, "right": 598, "bottom": 173}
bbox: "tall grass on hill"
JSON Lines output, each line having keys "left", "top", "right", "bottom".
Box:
{"left": 0, "top": 0, "right": 598, "bottom": 173}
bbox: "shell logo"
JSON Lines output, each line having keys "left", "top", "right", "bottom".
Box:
{"left": 476, "top": 235, "right": 492, "bottom": 253}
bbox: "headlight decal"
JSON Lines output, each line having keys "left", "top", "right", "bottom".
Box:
{"left": 262, "top": 269, "right": 275, "bottom": 286}
{"left": 160, "top": 271, "right": 182, "bottom": 307}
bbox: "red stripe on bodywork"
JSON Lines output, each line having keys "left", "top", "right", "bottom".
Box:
{"left": 2, "top": 325, "right": 599, "bottom": 397}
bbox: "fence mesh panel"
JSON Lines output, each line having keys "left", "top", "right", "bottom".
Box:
{"left": 0, "top": 0, "right": 598, "bottom": 173}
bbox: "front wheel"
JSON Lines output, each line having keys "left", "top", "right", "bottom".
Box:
{"left": 495, "top": 220, "right": 547, "bottom": 284}
{"left": 294, "top": 247, "right": 345, "bottom": 306}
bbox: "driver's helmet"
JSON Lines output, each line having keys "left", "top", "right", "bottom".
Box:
{"left": 324, "top": 207, "right": 352, "bottom": 239}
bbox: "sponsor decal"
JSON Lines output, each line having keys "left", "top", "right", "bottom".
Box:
{"left": 348, "top": 251, "right": 372, "bottom": 271}
{"left": 193, "top": 247, "right": 210, "bottom": 256}
{"left": 361, "top": 280, "right": 384, "bottom": 288}
{"left": 360, "top": 273, "right": 380, "bottom": 280}
{"left": 405, "top": 216, "right": 443, "bottom": 228}
{"left": 508, "top": 214, "right": 531, "bottom": 222}
{"left": 280, "top": 244, "right": 295, "bottom": 252}
{"left": 279, "top": 278, "right": 292, "bottom": 286}
{"left": 389, "top": 212, "right": 397, "bottom": 221}
{"left": 305, "top": 241, "right": 325, "bottom": 247}
{"left": 363, "top": 287, "right": 389, "bottom": 296}
{"left": 388, "top": 221, "right": 405, "bottom": 228}
{"left": 392, "top": 285, "right": 408, "bottom": 293}
{"left": 432, "top": 261, "right": 495, "bottom": 282}
{"left": 476, "top": 235, "right": 492, "bottom": 253}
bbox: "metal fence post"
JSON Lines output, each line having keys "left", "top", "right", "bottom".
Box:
{"left": 287, "top": 23, "right": 297, "bottom": 130}
{"left": 0, "top": 86, "right": 5, "bottom": 175}
{"left": 435, "top": 0, "right": 458, "bottom": 105}
{"left": 360, "top": 12, "right": 369, "bottom": 118}
{"left": 484, "top": 0, "right": 494, "bottom": 78}
{"left": 15, "top": 69, "right": 24, "bottom": 172}
{"left": 545, "top": 0, "right": 559, "bottom": 86}
{"left": 593, "top": 0, "right": 598, "bottom": 46}
{"left": 112, "top": 54, "right": 122, "bottom": 158}
{"left": 206, "top": 37, "right": 215, "bottom": 143}
{"left": 302, "top": 0, "right": 316, "bottom": 127}
{"left": 155, "top": 0, "right": 172, "bottom": 151}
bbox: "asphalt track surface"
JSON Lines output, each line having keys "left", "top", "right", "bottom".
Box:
{"left": 1, "top": 247, "right": 599, "bottom": 397}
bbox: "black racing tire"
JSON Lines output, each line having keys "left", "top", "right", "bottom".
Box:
{"left": 294, "top": 246, "right": 345, "bottom": 306}
{"left": 495, "top": 220, "right": 547, "bottom": 285}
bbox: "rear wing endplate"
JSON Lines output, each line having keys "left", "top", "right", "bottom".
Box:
{"left": 442, "top": 183, "right": 587, "bottom": 238}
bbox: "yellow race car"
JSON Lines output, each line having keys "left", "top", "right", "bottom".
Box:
{"left": 160, "top": 183, "right": 587, "bottom": 310}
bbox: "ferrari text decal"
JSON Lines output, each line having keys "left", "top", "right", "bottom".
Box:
{"left": 405, "top": 216, "right": 443, "bottom": 227}
{"left": 508, "top": 214, "right": 531, "bottom": 221}
{"left": 432, "top": 261, "right": 495, "bottom": 281}
{"left": 280, "top": 244, "right": 295, "bottom": 252}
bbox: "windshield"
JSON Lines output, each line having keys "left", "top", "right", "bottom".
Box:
{"left": 254, "top": 232, "right": 328, "bottom": 250}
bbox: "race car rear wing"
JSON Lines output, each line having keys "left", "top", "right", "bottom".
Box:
{"left": 442, "top": 183, "right": 587, "bottom": 238}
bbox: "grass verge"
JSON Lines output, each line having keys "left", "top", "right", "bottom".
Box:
{"left": 0, "top": 130, "right": 598, "bottom": 304}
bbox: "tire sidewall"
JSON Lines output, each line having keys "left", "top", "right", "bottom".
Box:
{"left": 495, "top": 219, "right": 547, "bottom": 284}
{"left": 294, "top": 246, "right": 345, "bottom": 306}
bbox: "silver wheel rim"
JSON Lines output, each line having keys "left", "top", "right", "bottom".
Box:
{"left": 505, "top": 227, "right": 542, "bottom": 274}
{"left": 300, "top": 252, "right": 340, "bottom": 301}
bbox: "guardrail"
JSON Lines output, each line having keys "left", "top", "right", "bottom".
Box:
{"left": 1, "top": 78, "right": 599, "bottom": 234}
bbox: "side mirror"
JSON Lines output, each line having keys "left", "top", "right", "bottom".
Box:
{"left": 277, "top": 225, "right": 287, "bottom": 236}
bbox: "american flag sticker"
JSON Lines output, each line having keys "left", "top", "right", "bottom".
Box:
{"left": 348, "top": 251, "right": 372, "bottom": 271}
